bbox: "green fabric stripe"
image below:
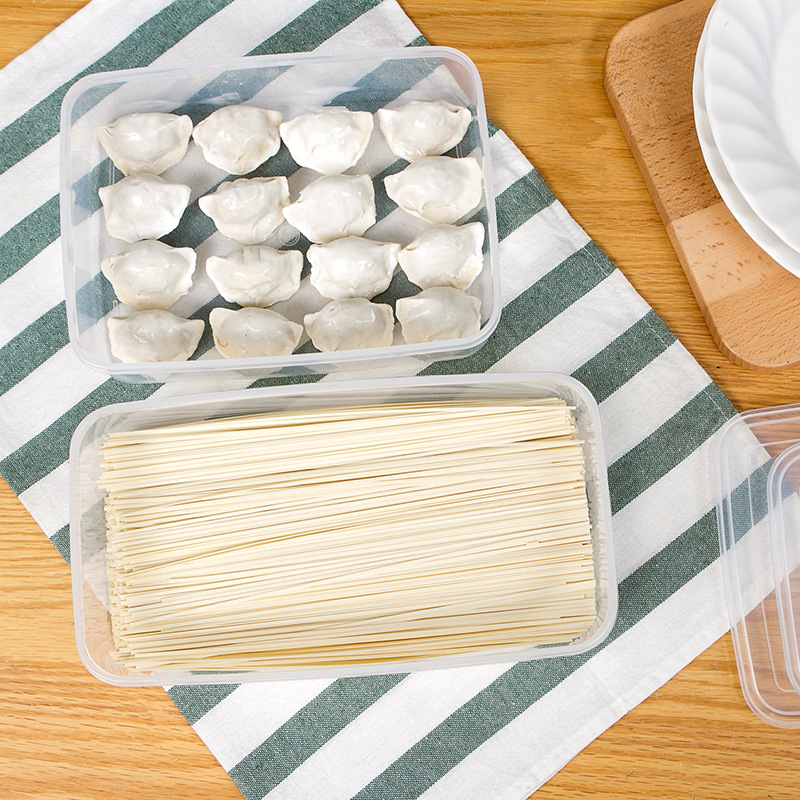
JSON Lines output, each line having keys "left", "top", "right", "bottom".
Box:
{"left": 421, "top": 241, "right": 615, "bottom": 377}
{"left": 0, "top": 379, "right": 158, "bottom": 495}
{"left": 495, "top": 168, "right": 556, "bottom": 239}
{"left": 571, "top": 309, "right": 675, "bottom": 404}
{"left": 0, "top": 0, "right": 238, "bottom": 176}
{"left": 228, "top": 674, "right": 407, "bottom": 800}
{"left": 49, "top": 525, "right": 70, "bottom": 563}
{"left": 351, "top": 506, "right": 723, "bottom": 800}
{"left": 0, "top": 303, "right": 70, "bottom": 393}
{"left": 0, "top": 196, "right": 59, "bottom": 282}
{"left": 607, "top": 382, "right": 733, "bottom": 515}
{"left": 167, "top": 684, "right": 240, "bottom": 726}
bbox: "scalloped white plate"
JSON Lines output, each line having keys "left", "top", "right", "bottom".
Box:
{"left": 693, "top": 4, "right": 800, "bottom": 279}
{"left": 703, "top": 0, "right": 800, "bottom": 256}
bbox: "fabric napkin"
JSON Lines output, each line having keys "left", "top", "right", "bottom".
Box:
{"left": 0, "top": 1, "right": 738, "bottom": 798}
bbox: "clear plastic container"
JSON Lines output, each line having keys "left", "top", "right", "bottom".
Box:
{"left": 59, "top": 47, "right": 500, "bottom": 384}
{"left": 715, "top": 403, "right": 800, "bottom": 727}
{"left": 69, "top": 373, "right": 617, "bottom": 686}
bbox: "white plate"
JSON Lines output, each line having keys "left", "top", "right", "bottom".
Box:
{"left": 693, "top": 5, "right": 800, "bottom": 279}
{"left": 703, "top": 0, "right": 800, "bottom": 256}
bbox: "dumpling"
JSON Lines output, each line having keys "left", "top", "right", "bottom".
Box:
{"left": 282, "top": 174, "right": 376, "bottom": 244}
{"left": 198, "top": 177, "right": 290, "bottom": 244}
{"left": 395, "top": 287, "right": 481, "bottom": 343}
{"left": 308, "top": 237, "right": 400, "bottom": 300}
{"left": 398, "top": 222, "right": 484, "bottom": 290}
{"left": 377, "top": 100, "right": 471, "bottom": 161}
{"left": 304, "top": 298, "right": 394, "bottom": 352}
{"left": 280, "top": 107, "right": 373, "bottom": 174}
{"left": 193, "top": 105, "right": 282, "bottom": 174}
{"left": 98, "top": 174, "right": 191, "bottom": 243}
{"left": 383, "top": 156, "right": 482, "bottom": 225}
{"left": 96, "top": 112, "right": 192, "bottom": 175}
{"left": 100, "top": 239, "right": 196, "bottom": 310}
{"left": 107, "top": 310, "right": 203, "bottom": 363}
{"left": 209, "top": 307, "right": 302, "bottom": 359}
{"left": 205, "top": 246, "right": 302, "bottom": 307}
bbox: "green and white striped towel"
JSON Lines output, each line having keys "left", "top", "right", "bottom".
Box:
{"left": 0, "top": 0, "right": 737, "bottom": 797}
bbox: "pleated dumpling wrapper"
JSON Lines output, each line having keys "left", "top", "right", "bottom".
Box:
{"left": 384, "top": 156, "right": 482, "bottom": 225}
{"left": 398, "top": 222, "right": 484, "bottom": 290}
{"left": 308, "top": 237, "right": 400, "bottom": 300}
{"left": 283, "top": 174, "right": 376, "bottom": 244}
{"left": 97, "top": 112, "right": 192, "bottom": 176}
{"left": 99, "top": 174, "right": 191, "bottom": 243}
{"left": 209, "top": 307, "right": 303, "bottom": 359}
{"left": 396, "top": 286, "right": 481, "bottom": 344}
{"left": 206, "top": 246, "right": 302, "bottom": 307}
{"left": 199, "top": 177, "right": 290, "bottom": 244}
{"left": 377, "top": 100, "right": 471, "bottom": 162}
{"left": 101, "top": 240, "right": 196, "bottom": 310}
{"left": 107, "top": 310, "right": 203, "bottom": 363}
{"left": 280, "top": 107, "right": 373, "bottom": 175}
{"left": 304, "top": 298, "right": 394, "bottom": 352}
{"left": 193, "top": 105, "right": 282, "bottom": 174}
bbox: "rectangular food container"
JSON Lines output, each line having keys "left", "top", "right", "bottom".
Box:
{"left": 714, "top": 403, "right": 800, "bottom": 728}
{"left": 69, "top": 373, "right": 617, "bottom": 686}
{"left": 60, "top": 47, "right": 500, "bottom": 384}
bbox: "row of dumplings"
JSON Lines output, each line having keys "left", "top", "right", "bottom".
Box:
{"left": 109, "top": 287, "right": 481, "bottom": 363}
{"left": 102, "top": 222, "right": 485, "bottom": 310}
{"left": 98, "top": 100, "right": 473, "bottom": 178}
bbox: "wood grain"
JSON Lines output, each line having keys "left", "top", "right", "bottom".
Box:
{"left": 1, "top": 1, "right": 799, "bottom": 798}
{"left": 604, "top": 0, "right": 800, "bottom": 370}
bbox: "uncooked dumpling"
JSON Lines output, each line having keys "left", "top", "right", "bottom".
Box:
{"left": 383, "top": 156, "right": 482, "bottom": 224}
{"left": 198, "top": 177, "right": 290, "bottom": 244}
{"left": 398, "top": 222, "right": 484, "bottom": 290}
{"left": 395, "top": 287, "right": 481, "bottom": 343}
{"left": 304, "top": 298, "right": 394, "bottom": 352}
{"left": 308, "top": 237, "right": 400, "bottom": 300}
{"left": 205, "top": 246, "right": 302, "bottom": 307}
{"left": 209, "top": 307, "right": 302, "bottom": 359}
{"left": 99, "top": 174, "right": 191, "bottom": 243}
{"left": 96, "top": 112, "right": 192, "bottom": 175}
{"left": 282, "top": 174, "right": 376, "bottom": 244}
{"left": 107, "top": 310, "right": 203, "bottom": 363}
{"left": 193, "top": 105, "right": 282, "bottom": 174}
{"left": 280, "top": 107, "right": 374, "bottom": 174}
{"left": 377, "top": 100, "right": 471, "bottom": 161}
{"left": 101, "top": 239, "right": 196, "bottom": 310}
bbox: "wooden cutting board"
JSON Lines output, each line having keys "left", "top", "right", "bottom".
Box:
{"left": 604, "top": 0, "right": 800, "bottom": 370}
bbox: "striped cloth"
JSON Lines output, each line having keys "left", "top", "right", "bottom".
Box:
{"left": 0, "top": 1, "right": 737, "bottom": 798}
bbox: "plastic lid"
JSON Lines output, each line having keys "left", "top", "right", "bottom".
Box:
{"left": 768, "top": 442, "right": 800, "bottom": 696}
{"left": 714, "top": 403, "right": 800, "bottom": 728}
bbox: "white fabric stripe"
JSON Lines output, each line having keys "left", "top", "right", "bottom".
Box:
{"left": 261, "top": 664, "right": 513, "bottom": 800}
{"left": 193, "top": 679, "right": 335, "bottom": 772}
{"left": 489, "top": 270, "right": 651, "bottom": 376}
{"left": 600, "top": 342, "right": 714, "bottom": 465}
{"left": 417, "top": 559, "right": 729, "bottom": 800}
{"left": 0, "top": 0, "right": 322, "bottom": 232}
{"left": 17, "top": 461, "right": 70, "bottom": 539}
{"left": 611, "top": 442, "right": 718, "bottom": 580}
{"left": 0, "top": 345, "right": 104, "bottom": 457}
{"left": 0, "top": 239, "right": 63, "bottom": 349}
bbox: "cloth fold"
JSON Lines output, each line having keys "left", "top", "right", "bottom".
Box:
{"left": 0, "top": 1, "right": 735, "bottom": 798}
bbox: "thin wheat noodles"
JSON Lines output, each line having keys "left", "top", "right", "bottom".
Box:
{"left": 100, "top": 398, "right": 597, "bottom": 672}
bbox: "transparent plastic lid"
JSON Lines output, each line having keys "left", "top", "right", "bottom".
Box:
{"left": 715, "top": 403, "right": 800, "bottom": 728}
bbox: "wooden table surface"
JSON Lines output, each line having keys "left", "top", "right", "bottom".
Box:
{"left": 1, "top": 1, "right": 798, "bottom": 798}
